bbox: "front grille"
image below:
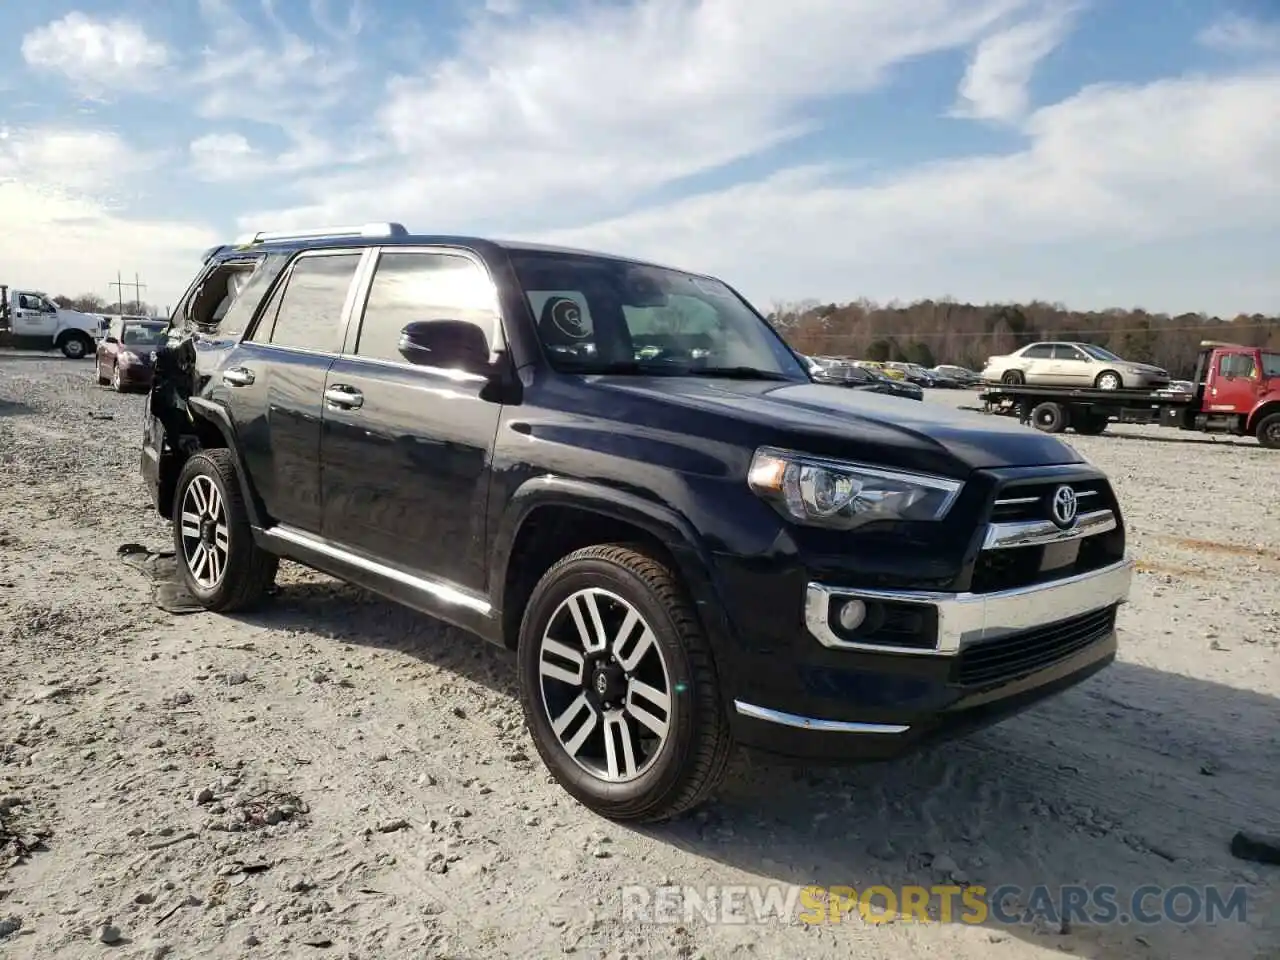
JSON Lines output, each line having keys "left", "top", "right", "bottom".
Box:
{"left": 956, "top": 605, "right": 1117, "bottom": 687}
{"left": 969, "top": 532, "right": 1121, "bottom": 593}
{"left": 989, "top": 478, "right": 1108, "bottom": 524}
{"left": 969, "top": 475, "right": 1124, "bottom": 593}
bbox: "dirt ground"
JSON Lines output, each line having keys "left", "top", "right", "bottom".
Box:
{"left": 0, "top": 351, "right": 1277, "bottom": 960}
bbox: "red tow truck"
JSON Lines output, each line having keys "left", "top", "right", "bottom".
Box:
{"left": 978, "top": 341, "right": 1280, "bottom": 449}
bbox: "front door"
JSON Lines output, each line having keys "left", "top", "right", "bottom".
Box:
{"left": 13, "top": 292, "right": 57, "bottom": 338}
{"left": 1048, "top": 344, "right": 1092, "bottom": 386}
{"left": 320, "top": 247, "right": 505, "bottom": 593}
{"left": 1206, "top": 351, "right": 1260, "bottom": 414}
{"left": 220, "top": 250, "right": 365, "bottom": 532}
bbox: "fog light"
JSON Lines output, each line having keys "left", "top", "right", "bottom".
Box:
{"left": 836, "top": 598, "right": 867, "bottom": 632}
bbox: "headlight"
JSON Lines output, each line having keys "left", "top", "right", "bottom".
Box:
{"left": 120, "top": 350, "right": 141, "bottom": 364}
{"left": 747, "top": 446, "right": 963, "bottom": 529}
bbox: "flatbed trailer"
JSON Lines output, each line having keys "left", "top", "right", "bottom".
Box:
{"left": 977, "top": 341, "right": 1280, "bottom": 449}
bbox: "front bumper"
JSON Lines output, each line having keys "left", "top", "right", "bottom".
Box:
{"left": 729, "top": 557, "right": 1132, "bottom": 762}
{"left": 117, "top": 361, "right": 155, "bottom": 388}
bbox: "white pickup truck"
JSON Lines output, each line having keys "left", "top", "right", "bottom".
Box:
{"left": 0, "top": 284, "right": 104, "bottom": 358}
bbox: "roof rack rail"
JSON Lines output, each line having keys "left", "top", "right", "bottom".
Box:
{"left": 232, "top": 222, "right": 409, "bottom": 246}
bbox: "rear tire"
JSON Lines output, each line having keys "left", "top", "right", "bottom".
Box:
{"left": 1001, "top": 370, "right": 1025, "bottom": 385}
{"left": 517, "top": 544, "right": 733, "bottom": 823}
{"left": 1256, "top": 412, "right": 1280, "bottom": 450}
{"left": 1031, "top": 401, "right": 1068, "bottom": 433}
{"left": 172, "top": 449, "right": 278, "bottom": 612}
{"left": 1073, "top": 413, "right": 1109, "bottom": 435}
{"left": 1094, "top": 371, "right": 1122, "bottom": 390}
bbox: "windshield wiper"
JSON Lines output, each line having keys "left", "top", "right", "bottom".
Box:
{"left": 682, "top": 366, "right": 796, "bottom": 381}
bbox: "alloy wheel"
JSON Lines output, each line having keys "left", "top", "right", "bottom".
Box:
{"left": 111, "top": 364, "right": 121, "bottom": 391}
{"left": 537, "top": 587, "right": 673, "bottom": 783}
{"left": 179, "top": 475, "right": 229, "bottom": 589}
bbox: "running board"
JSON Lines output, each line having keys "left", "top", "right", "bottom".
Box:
{"left": 257, "top": 524, "right": 493, "bottom": 617}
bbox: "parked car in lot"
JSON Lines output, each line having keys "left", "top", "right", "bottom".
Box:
{"left": 851, "top": 359, "right": 906, "bottom": 381}
{"left": 142, "top": 222, "right": 1133, "bottom": 824}
{"left": 96, "top": 317, "right": 170, "bottom": 392}
{"left": 808, "top": 358, "right": 924, "bottom": 400}
{"left": 982, "top": 342, "right": 1170, "bottom": 390}
{"left": 882, "top": 361, "right": 937, "bottom": 387}
{"left": 931, "top": 364, "right": 982, "bottom": 386}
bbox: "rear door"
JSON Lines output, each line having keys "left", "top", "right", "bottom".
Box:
{"left": 1016, "top": 343, "right": 1055, "bottom": 382}
{"left": 219, "top": 249, "right": 365, "bottom": 532}
{"left": 320, "top": 246, "right": 505, "bottom": 593}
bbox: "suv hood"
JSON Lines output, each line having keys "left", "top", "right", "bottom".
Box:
{"left": 592, "top": 376, "right": 1085, "bottom": 474}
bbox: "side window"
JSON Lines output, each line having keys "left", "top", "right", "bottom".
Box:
{"left": 353, "top": 251, "right": 500, "bottom": 365}
{"left": 1218, "top": 353, "right": 1256, "bottom": 378}
{"left": 266, "top": 253, "right": 362, "bottom": 353}
{"left": 1052, "top": 344, "right": 1084, "bottom": 360}
{"left": 1022, "top": 344, "right": 1054, "bottom": 359}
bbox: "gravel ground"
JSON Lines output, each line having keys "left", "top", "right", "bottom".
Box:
{"left": 0, "top": 351, "right": 1277, "bottom": 960}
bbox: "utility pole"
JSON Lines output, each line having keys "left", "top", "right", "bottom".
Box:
{"left": 107, "top": 271, "right": 147, "bottom": 315}
{"left": 108, "top": 271, "right": 125, "bottom": 317}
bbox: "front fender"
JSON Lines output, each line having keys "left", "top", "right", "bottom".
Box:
{"left": 491, "top": 476, "right": 740, "bottom": 673}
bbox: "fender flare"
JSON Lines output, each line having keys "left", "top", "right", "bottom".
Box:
{"left": 1246, "top": 399, "right": 1280, "bottom": 435}
{"left": 490, "top": 476, "right": 738, "bottom": 662}
{"left": 185, "top": 397, "right": 269, "bottom": 528}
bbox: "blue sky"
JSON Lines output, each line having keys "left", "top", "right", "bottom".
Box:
{"left": 1, "top": 0, "right": 1278, "bottom": 316}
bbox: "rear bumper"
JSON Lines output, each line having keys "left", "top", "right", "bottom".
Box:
{"left": 728, "top": 558, "right": 1132, "bottom": 762}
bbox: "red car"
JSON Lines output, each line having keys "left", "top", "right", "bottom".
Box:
{"left": 95, "top": 319, "right": 169, "bottom": 392}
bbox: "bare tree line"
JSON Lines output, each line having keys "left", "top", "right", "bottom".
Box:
{"left": 768, "top": 298, "right": 1280, "bottom": 379}
{"left": 51, "top": 293, "right": 159, "bottom": 317}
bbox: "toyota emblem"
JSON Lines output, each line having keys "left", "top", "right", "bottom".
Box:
{"left": 1050, "top": 485, "right": 1078, "bottom": 528}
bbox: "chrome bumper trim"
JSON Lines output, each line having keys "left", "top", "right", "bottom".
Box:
{"left": 983, "top": 508, "right": 1116, "bottom": 550}
{"left": 805, "top": 557, "right": 1133, "bottom": 656}
{"left": 733, "top": 701, "right": 910, "bottom": 734}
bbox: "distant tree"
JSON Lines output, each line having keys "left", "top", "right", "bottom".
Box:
{"left": 865, "top": 339, "right": 892, "bottom": 362}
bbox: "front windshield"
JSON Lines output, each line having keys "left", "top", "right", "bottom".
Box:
{"left": 1080, "top": 344, "right": 1123, "bottom": 362}
{"left": 1263, "top": 353, "right": 1280, "bottom": 378}
{"left": 508, "top": 250, "right": 808, "bottom": 378}
{"left": 121, "top": 323, "right": 168, "bottom": 347}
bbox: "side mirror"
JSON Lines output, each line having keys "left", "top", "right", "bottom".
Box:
{"left": 397, "top": 319, "right": 492, "bottom": 374}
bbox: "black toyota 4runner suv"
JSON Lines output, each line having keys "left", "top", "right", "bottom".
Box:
{"left": 142, "top": 222, "right": 1133, "bottom": 823}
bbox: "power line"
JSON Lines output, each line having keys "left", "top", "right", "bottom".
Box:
{"left": 793, "top": 322, "right": 1280, "bottom": 340}
{"left": 107, "top": 271, "right": 148, "bottom": 315}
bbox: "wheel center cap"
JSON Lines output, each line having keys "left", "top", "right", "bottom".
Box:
{"left": 590, "top": 664, "right": 626, "bottom": 703}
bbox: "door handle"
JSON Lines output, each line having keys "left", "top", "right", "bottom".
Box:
{"left": 324, "top": 385, "right": 364, "bottom": 409}
{"left": 222, "top": 367, "right": 255, "bottom": 386}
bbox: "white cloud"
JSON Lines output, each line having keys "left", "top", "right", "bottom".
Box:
{"left": 0, "top": 127, "right": 164, "bottom": 193}
{"left": 240, "top": 0, "right": 1028, "bottom": 229}
{"left": 188, "top": 131, "right": 344, "bottom": 182}
{"left": 537, "top": 71, "right": 1280, "bottom": 314}
{"left": 21, "top": 12, "right": 169, "bottom": 98}
{"left": 952, "top": 1, "right": 1081, "bottom": 122}
{"left": 1198, "top": 13, "right": 1280, "bottom": 54}
{"left": 0, "top": 127, "right": 213, "bottom": 306}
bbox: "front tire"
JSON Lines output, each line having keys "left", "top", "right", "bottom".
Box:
{"left": 517, "top": 544, "right": 733, "bottom": 823}
{"left": 1256, "top": 412, "right": 1280, "bottom": 450}
{"left": 1095, "top": 371, "right": 1123, "bottom": 390}
{"left": 110, "top": 363, "right": 124, "bottom": 392}
{"left": 172, "top": 450, "right": 278, "bottom": 612}
{"left": 60, "top": 334, "right": 92, "bottom": 359}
